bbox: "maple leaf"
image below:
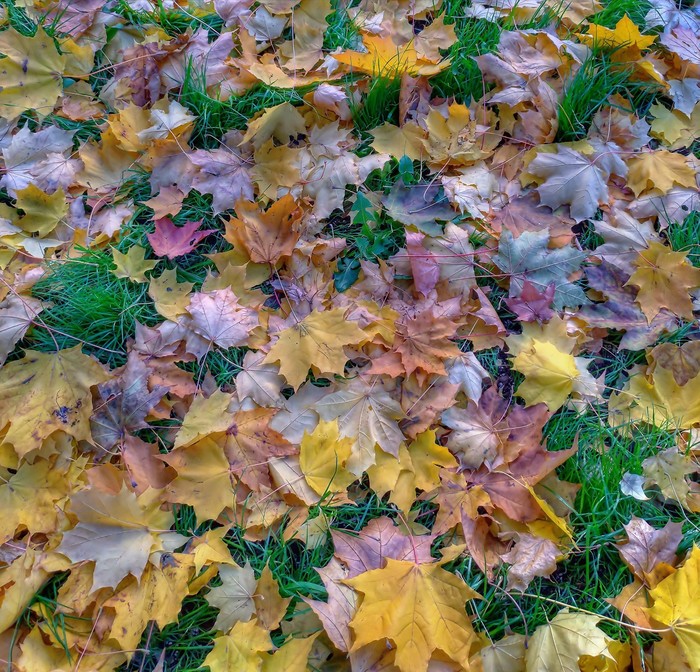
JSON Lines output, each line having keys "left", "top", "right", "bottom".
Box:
{"left": 162, "top": 436, "right": 236, "bottom": 521}
{"left": 15, "top": 184, "right": 67, "bottom": 236}
{"left": 615, "top": 516, "right": 682, "bottom": 583}
{"left": 98, "top": 554, "right": 193, "bottom": 652}
{"left": 148, "top": 268, "right": 194, "bottom": 321}
{"left": 111, "top": 245, "right": 159, "bottom": 283}
{"left": 382, "top": 181, "right": 455, "bottom": 235}
{"left": 316, "top": 376, "right": 405, "bottom": 474}
{"left": 494, "top": 229, "right": 588, "bottom": 310}
{"left": 0, "top": 346, "right": 109, "bottom": 458}
{"left": 334, "top": 35, "right": 449, "bottom": 78}
{"left": 0, "top": 124, "right": 74, "bottom": 196}
{"left": 0, "top": 28, "right": 66, "bottom": 119}
{"left": 371, "top": 309, "right": 461, "bottom": 379}
{"left": 186, "top": 288, "right": 259, "bottom": 351}
{"left": 505, "top": 319, "right": 586, "bottom": 411}
{"left": 263, "top": 309, "right": 366, "bottom": 390}
{"left": 174, "top": 389, "right": 236, "bottom": 449}
{"left": 0, "top": 294, "right": 42, "bottom": 365}
{"left": 332, "top": 517, "right": 435, "bottom": 579}
{"left": 206, "top": 562, "right": 257, "bottom": 631}
{"left": 188, "top": 148, "right": 255, "bottom": 214}
{"left": 626, "top": 151, "right": 697, "bottom": 197}
{"left": 57, "top": 485, "right": 185, "bottom": 591}
{"left": 501, "top": 533, "right": 561, "bottom": 592}
{"left": 235, "top": 350, "right": 286, "bottom": 407}
{"left": 224, "top": 195, "right": 303, "bottom": 265}
{"left": 526, "top": 609, "right": 613, "bottom": 672}
{"left": 345, "top": 559, "right": 479, "bottom": 672}
{"left": 0, "top": 457, "right": 74, "bottom": 543}
{"left": 582, "top": 15, "right": 656, "bottom": 52}
{"left": 90, "top": 351, "right": 167, "bottom": 451}
{"left": 625, "top": 242, "right": 700, "bottom": 322}
{"left": 648, "top": 546, "right": 700, "bottom": 670}
{"left": 580, "top": 263, "right": 677, "bottom": 350}
{"left": 254, "top": 564, "right": 292, "bottom": 631}
{"left": 528, "top": 145, "right": 626, "bottom": 222}
{"left": 147, "top": 218, "right": 215, "bottom": 259}
{"left": 642, "top": 446, "right": 698, "bottom": 508}
{"left": 504, "top": 280, "right": 556, "bottom": 322}
{"left": 649, "top": 341, "right": 700, "bottom": 387}
{"left": 299, "top": 419, "right": 356, "bottom": 495}
{"left": 223, "top": 408, "right": 296, "bottom": 491}
{"left": 202, "top": 619, "right": 273, "bottom": 672}
{"left": 304, "top": 559, "right": 356, "bottom": 651}
{"left": 368, "top": 429, "right": 457, "bottom": 514}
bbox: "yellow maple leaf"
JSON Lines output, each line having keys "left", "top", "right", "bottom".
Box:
{"left": 225, "top": 194, "right": 303, "bottom": 265}
{"left": 260, "top": 634, "right": 319, "bottom": 672}
{"left": 505, "top": 320, "right": 580, "bottom": 411}
{"left": 15, "top": 185, "right": 67, "bottom": 236}
{"left": 626, "top": 151, "right": 697, "bottom": 197}
{"left": 345, "top": 559, "right": 480, "bottom": 672}
{"left": 626, "top": 242, "right": 700, "bottom": 322}
{"left": 334, "top": 34, "right": 449, "bottom": 78}
{"left": 581, "top": 15, "right": 656, "bottom": 52}
{"left": 148, "top": 268, "right": 193, "bottom": 321}
{"left": 0, "top": 346, "right": 109, "bottom": 458}
{"left": 111, "top": 245, "right": 159, "bottom": 283}
{"left": 99, "top": 554, "right": 193, "bottom": 652}
{"left": 202, "top": 619, "right": 273, "bottom": 672}
{"left": 57, "top": 485, "right": 183, "bottom": 591}
{"left": 263, "top": 308, "right": 366, "bottom": 389}
{"left": 0, "top": 28, "right": 66, "bottom": 119}
{"left": 174, "top": 390, "right": 236, "bottom": 448}
{"left": 163, "top": 436, "right": 236, "bottom": 522}
{"left": 368, "top": 429, "right": 457, "bottom": 514}
{"left": 299, "top": 419, "right": 356, "bottom": 495}
{"left": 526, "top": 609, "right": 614, "bottom": 671}
{"left": 648, "top": 546, "right": 700, "bottom": 670}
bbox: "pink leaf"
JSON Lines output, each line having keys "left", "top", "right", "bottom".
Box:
{"left": 147, "top": 218, "right": 215, "bottom": 259}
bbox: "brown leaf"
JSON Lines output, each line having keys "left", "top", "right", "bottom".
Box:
{"left": 501, "top": 533, "right": 560, "bottom": 592}
{"left": 615, "top": 516, "right": 683, "bottom": 582}
{"left": 225, "top": 194, "right": 303, "bottom": 265}
{"left": 331, "top": 517, "right": 435, "bottom": 577}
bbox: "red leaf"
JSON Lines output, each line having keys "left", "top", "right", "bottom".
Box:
{"left": 147, "top": 218, "right": 215, "bottom": 259}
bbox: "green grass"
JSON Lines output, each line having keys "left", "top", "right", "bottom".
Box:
{"left": 178, "top": 66, "right": 309, "bottom": 149}
{"left": 350, "top": 74, "right": 402, "bottom": 136}
{"left": 6, "top": 2, "right": 695, "bottom": 670}
{"left": 556, "top": 49, "right": 659, "bottom": 142}
{"left": 590, "top": 0, "right": 652, "bottom": 28}
{"left": 667, "top": 211, "right": 700, "bottom": 267}
{"left": 323, "top": 0, "right": 360, "bottom": 51}
{"left": 25, "top": 249, "right": 160, "bottom": 367}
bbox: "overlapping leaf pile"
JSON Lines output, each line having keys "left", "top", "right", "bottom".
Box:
{"left": 0, "top": 0, "right": 699, "bottom": 669}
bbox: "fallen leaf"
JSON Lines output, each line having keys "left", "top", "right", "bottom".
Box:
{"left": 263, "top": 309, "right": 366, "bottom": 390}
{"left": 345, "top": 559, "right": 479, "bottom": 672}
{"left": 147, "top": 218, "right": 215, "bottom": 259}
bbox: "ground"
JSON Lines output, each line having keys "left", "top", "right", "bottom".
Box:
{"left": 0, "top": 0, "right": 700, "bottom": 670}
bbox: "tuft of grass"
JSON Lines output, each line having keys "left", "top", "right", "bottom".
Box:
{"left": 556, "top": 49, "right": 659, "bottom": 142}
{"left": 178, "top": 65, "right": 308, "bottom": 149}
{"left": 111, "top": 0, "right": 223, "bottom": 36}
{"left": 430, "top": 12, "right": 501, "bottom": 105}
{"left": 26, "top": 249, "right": 160, "bottom": 367}
{"left": 323, "top": 0, "right": 360, "bottom": 51}
{"left": 666, "top": 211, "right": 700, "bottom": 267}
{"left": 350, "top": 74, "right": 402, "bottom": 136}
{"left": 590, "top": 0, "right": 652, "bottom": 28}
